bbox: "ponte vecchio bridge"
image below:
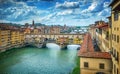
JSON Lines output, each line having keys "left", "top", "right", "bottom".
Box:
{"left": 25, "top": 34, "right": 84, "bottom": 49}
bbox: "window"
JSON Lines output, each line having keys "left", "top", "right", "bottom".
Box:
{"left": 117, "top": 52, "right": 119, "bottom": 62}
{"left": 117, "top": 68, "right": 119, "bottom": 74}
{"left": 112, "top": 34, "right": 114, "bottom": 40}
{"left": 99, "top": 63, "right": 104, "bottom": 69}
{"left": 114, "top": 27, "right": 116, "bottom": 31}
{"left": 114, "top": 34, "right": 116, "bottom": 41}
{"left": 106, "top": 32, "right": 109, "bottom": 40}
{"left": 114, "top": 11, "right": 119, "bottom": 21}
{"left": 117, "top": 35, "right": 119, "bottom": 43}
{"left": 111, "top": 48, "right": 113, "bottom": 55}
{"left": 114, "top": 65, "right": 116, "bottom": 74}
{"left": 114, "top": 49, "right": 116, "bottom": 57}
{"left": 84, "top": 62, "right": 88, "bottom": 68}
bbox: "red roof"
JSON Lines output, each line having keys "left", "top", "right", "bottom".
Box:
{"left": 79, "top": 52, "right": 111, "bottom": 59}
{"left": 95, "top": 23, "right": 108, "bottom": 29}
{"left": 78, "top": 33, "right": 111, "bottom": 59}
{"left": 78, "top": 33, "right": 94, "bottom": 53}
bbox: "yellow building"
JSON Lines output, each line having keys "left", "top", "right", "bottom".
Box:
{"left": 33, "top": 28, "right": 39, "bottom": 34}
{"left": 11, "top": 31, "right": 25, "bottom": 48}
{"left": 0, "top": 30, "right": 11, "bottom": 51}
{"left": 80, "top": 56, "right": 112, "bottom": 74}
{"left": 11, "top": 31, "right": 19, "bottom": 47}
{"left": 19, "top": 32, "right": 25, "bottom": 46}
{"left": 110, "top": 0, "right": 120, "bottom": 74}
{"left": 56, "top": 37, "right": 69, "bottom": 44}
{"left": 78, "top": 33, "right": 112, "bottom": 74}
{"left": 107, "top": 16, "right": 112, "bottom": 51}
{"left": 24, "top": 28, "right": 31, "bottom": 34}
{"left": 95, "top": 21, "right": 109, "bottom": 52}
{"left": 73, "top": 36, "right": 82, "bottom": 44}
{"left": 88, "top": 24, "right": 96, "bottom": 40}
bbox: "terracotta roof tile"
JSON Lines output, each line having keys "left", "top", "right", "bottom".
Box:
{"left": 95, "top": 23, "right": 108, "bottom": 29}
{"left": 78, "top": 33, "right": 94, "bottom": 53}
{"left": 79, "top": 52, "right": 111, "bottom": 59}
{"left": 78, "top": 33, "right": 111, "bottom": 59}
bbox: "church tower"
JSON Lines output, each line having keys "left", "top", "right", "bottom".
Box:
{"left": 32, "top": 20, "right": 34, "bottom": 27}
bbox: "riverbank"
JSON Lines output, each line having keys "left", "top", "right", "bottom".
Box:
{"left": 71, "top": 57, "right": 80, "bottom": 74}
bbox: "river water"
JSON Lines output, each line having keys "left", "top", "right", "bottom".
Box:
{"left": 0, "top": 44, "right": 78, "bottom": 74}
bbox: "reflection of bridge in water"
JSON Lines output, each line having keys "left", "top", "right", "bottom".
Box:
{"left": 25, "top": 34, "right": 84, "bottom": 49}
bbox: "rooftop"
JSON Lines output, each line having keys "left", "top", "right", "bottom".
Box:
{"left": 79, "top": 52, "right": 111, "bottom": 59}
{"left": 95, "top": 23, "right": 108, "bottom": 29}
{"left": 78, "top": 33, "right": 111, "bottom": 59}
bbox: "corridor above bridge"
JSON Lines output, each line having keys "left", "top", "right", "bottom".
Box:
{"left": 25, "top": 34, "right": 84, "bottom": 39}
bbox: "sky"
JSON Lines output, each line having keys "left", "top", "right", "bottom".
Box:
{"left": 0, "top": 0, "right": 112, "bottom": 26}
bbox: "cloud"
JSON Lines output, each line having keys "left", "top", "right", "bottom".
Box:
{"left": 0, "top": 1, "right": 50, "bottom": 22}
{"left": 81, "top": 0, "right": 108, "bottom": 13}
{"left": 98, "top": 8, "right": 111, "bottom": 17}
{"left": 57, "top": 10, "right": 74, "bottom": 16}
{"left": 40, "top": 0, "right": 54, "bottom": 1}
{"left": 40, "top": 13, "right": 57, "bottom": 22}
{"left": 14, "top": 0, "right": 54, "bottom": 2}
{"left": 81, "top": 2, "right": 98, "bottom": 13}
{"left": 55, "top": 1, "right": 79, "bottom": 9}
{"left": 72, "top": 14, "right": 90, "bottom": 19}
{"left": 103, "top": 2, "right": 110, "bottom": 8}
{"left": 0, "top": 0, "right": 112, "bottom": 26}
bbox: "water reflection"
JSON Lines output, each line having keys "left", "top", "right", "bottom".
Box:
{"left": 46, "top": 43, "right": 61, "bottom": 50}
{"left": 67, "top": 45, "right": 80, "bottom": 63}
{"left": 67, "top": 45, "right": 80, "bottom": 50}
{"left": 46, "top": 43, "right": 61, "bottom": 58}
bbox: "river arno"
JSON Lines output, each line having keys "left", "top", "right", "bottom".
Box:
{"left": 0, "top": 46, "right": 78, "bottom": 74}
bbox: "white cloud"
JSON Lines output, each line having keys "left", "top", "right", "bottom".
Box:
{"left": 57, "top": 10, "right": 73, "bottom": 16}
{"left": 98, "top": 8, "right": 110, "bottom": 16}
{"left": 4, "top": 1, "right": 49, "bottom": 21}
{"left": 56, "top": 1, "right": 79, "bottom": 9}
{"left": 103, "top": 2, "right": 110, "bottom": 8}
{"left": 81, "top": 2, "right": 97, "bottom": 13}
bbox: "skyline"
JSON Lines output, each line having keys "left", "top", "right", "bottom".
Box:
{"left": 0, "top": 0, "right": 112, "bottom": 26}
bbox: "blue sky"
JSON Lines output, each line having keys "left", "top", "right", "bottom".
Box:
{"left": 0, "top": 0, "right": 112, "bottom": 26}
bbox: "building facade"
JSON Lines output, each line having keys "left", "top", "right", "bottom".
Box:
{"left": 0, "top": 30, "right": 11, "bottom": 51}
{"left": 95, "top": 21, "right": 109, "bottom": 52}
{"left": 88, "top": 24, "right": 96, "bottom": 39}
{"left": 110, "top": 0, "right": 120, "bottom": 74}
{"left": 78, "top": 33, "right": 112, "bottom": 74}
{"left": 73, "top": 36, "right": 82, "bottom": 44}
